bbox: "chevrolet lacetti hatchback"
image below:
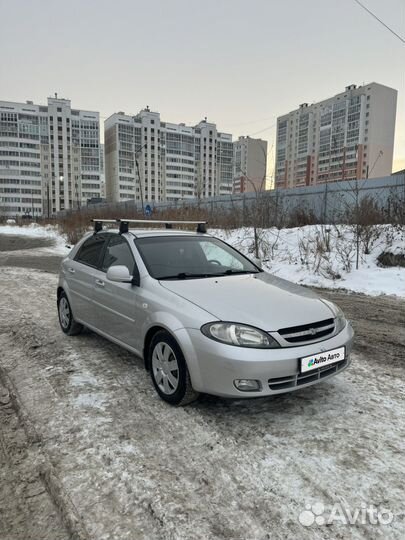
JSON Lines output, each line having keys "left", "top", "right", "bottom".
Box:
{"left": 57, "top": 219, "right": 354, "bottom": 405}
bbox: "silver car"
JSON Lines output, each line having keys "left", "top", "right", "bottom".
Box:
{"left": 57, "top": 219, "right": 354, "bottom": 405}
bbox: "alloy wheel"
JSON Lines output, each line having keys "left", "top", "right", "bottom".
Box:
{"left": 59, "top": 297, "right": 70, "bottom": 329}
{"left": 152, "top": 342, "right": 180, "bottom": 395}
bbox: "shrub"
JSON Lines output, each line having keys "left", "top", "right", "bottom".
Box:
{"left": 377, "top": 251, "right": 405, "bottom": 268}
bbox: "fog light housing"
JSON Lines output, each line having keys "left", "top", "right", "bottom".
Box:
{"left": 233, "top": 379, "right": 262, "bottom": 392}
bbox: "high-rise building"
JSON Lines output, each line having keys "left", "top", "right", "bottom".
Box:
{"left": 104, "top": 108, "right": 233, "bottom": 203}
{"left": 233, "top": 136, "right": 268, "bottom": 193}
{"left": 275, "top": 83, "right": 397, "bottom": 188}
{"left": 0, "top": 95, "right": 101, "bottom": 217}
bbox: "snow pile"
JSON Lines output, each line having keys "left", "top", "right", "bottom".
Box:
{"left": 213, "top": 225, "right": 405, "bottom": 297}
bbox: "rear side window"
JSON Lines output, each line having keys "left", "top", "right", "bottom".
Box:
{"left": 101, "top": 235, "right": 135, "bottom": 274}
{"left": 75, "top": 235, "right": 106, "bottom": 268}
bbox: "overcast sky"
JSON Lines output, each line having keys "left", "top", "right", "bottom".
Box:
{"left": 1, "top": 0, "right": 404, "bottom": 173}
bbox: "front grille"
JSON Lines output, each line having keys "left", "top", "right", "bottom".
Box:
{"left": 278, "top": 318, "right": 335, "bottom": 344}
{"left": 268, "top": 359, "right": 347, "bottom": 391}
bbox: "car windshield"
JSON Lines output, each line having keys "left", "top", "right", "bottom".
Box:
{"left": 135, "top": 236, "right": 260, "bottom": 279}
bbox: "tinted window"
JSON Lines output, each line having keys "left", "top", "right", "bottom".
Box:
{"left": 135, "top": 236, "right": 258, "bottom": 279}
{"left": 102, "top": 235, "right": 135, "bottom": 274}
{"left": 75, "top": 235, "right": 106, "bottom": 268}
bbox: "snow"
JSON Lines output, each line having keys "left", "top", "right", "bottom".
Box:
{"left": 0, "top": 265, "right": 404, "bottom": 539}
{"left": 213, "top": 225, "right": 405, "bottom": 298}
{"left": 1, "top": 222, "right": 404, "bottom": 297}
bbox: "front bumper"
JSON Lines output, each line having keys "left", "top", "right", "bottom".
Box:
{"left": 175, "top": 322, "right": 354, "bottom": 398}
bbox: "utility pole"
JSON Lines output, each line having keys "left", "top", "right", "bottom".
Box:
{"left": 75, "top": 181, "right": 81, "bottom": 210}
{"left": 134, "top": 142, "right": 147, "bottom": 214}
{"left": 47, "top": 179, "right": 50, "bottom": 218}
{"left": 134, "top": 155, "right": 144, "bottom": 214}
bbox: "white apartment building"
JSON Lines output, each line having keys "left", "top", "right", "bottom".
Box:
{"left": 233, "top": 136, "right": 268, "bottom": 193}
{"left": 275, "top": 83, "right": 397, "bottom": 188}
{"left": 0, "top": 95, "right": 101, "bottom": 217}
{"left": 104, "top": 108, "right": 233, "bottom": 204}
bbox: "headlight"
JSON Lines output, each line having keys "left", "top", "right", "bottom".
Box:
{"left": 334, "top": 314, "right": 346, "bottom": 334}
{"left": 201, "top": 322, "right": 280, "bottom": 348}
{"left": 322, "top": 300, "right": 347, "bottom": 336}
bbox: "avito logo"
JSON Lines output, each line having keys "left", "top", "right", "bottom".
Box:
{"left": 308, "top": 359, "right": 315, "bottom": 367}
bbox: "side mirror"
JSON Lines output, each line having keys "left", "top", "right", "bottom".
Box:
{"left": 251, "top": 256, "right": 263, "bottom": 269}
{"left": 106, "top": 265, "right": 134, "bottom": 284}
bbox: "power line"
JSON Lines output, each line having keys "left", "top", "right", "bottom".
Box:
{"left": 249, "top": 122, "right": 277, "bottom": 137}
{"left": 226, "top": 115, "right": 275, "bottom": 128}
{"left": 352, "top": 0, "right": 405, "bottom": 44}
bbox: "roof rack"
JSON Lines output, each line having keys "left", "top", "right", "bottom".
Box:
{"left": 118, "top": 219, "right": 208, "bottom": 234}
{"left": 91, "top": 219, "right": 208, "bottom": 234}
{"left": 91, "top": 219, "right": 118, "bottom": 233}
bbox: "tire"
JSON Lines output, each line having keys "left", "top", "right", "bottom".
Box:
{"left": 57, "top": 291, "right": 83, "bottom": 336}
{"left": 149, "top": 330, "right": 199, "bottom": 406}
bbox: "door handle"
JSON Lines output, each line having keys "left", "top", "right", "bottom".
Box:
{"left": 68, "top": 268, "right": 75, "bottom": 274}
{"left": 95, "top": 279, "right": 105, "bottom": 287}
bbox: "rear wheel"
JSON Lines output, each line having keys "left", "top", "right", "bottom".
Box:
{"left": 149, "top": 331, "right": 199, "bottom": 406}
{"left": 57, "top": 292, "right": 83, "bottom": 336}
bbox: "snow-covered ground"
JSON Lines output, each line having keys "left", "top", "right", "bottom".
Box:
{"left": 1, "top": 223, "right": 404, "bottom": 297}
{"left": 0, "top": 267, "right": 404, "bottom": 539}
{"left": 1, "top": 226, "right": 404, "bottom": 538}
{"left": 213, "top": 225, "right": 405, "bottom": 298}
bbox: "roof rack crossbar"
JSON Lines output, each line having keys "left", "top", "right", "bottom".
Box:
{"left": 118, "top": 219, "right": 207, "bottom": 225}
{"left": 117, "top": 219, "right": 208, "bottom": 234}
{"left": 90, "top": 219, "right": 208, "bottom": 234}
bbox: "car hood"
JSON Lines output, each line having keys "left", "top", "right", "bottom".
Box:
{"left": 160, "top": 272, "right": 334, "bottom": 331}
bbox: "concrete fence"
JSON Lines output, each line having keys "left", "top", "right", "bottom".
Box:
{"left": 63, "top": 174, "right": 405, "bottom": 225}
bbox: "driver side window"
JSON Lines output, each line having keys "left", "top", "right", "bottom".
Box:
{"left": 101, "top": 235, "right": 136, "bottom": 275}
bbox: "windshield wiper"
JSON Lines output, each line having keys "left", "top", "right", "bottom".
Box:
{"left": 222, "top": 269, "right": 261, "bottom": 275}
{"left": 159, "top": 272, "right": 220, "bottom": 280}
{"left": 159, "top": 269, "right": 260, "bottom": 280}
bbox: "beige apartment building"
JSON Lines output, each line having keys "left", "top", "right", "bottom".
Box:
{"left": 233, "top": 136, "right": 268, "bottom": 193}
{"left": 275, "top": 83, "right": 397, "bottom": 188}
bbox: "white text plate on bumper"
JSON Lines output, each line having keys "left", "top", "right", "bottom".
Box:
{"left": 301, "top": 346, "right": 345, "bottom": 373}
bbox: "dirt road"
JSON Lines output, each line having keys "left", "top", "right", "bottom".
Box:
{"left": 0, "top": 235, "right": 404, "bottom": 539}
{"left": 0, "top": 234, "right": 62, "bottom": 273}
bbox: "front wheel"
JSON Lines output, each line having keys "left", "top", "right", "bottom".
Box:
{"left": 149, "top": 331, "right": 199, "bottom": 406}
{"left": 57, "top": 291, "right": 83, "bottom": 336}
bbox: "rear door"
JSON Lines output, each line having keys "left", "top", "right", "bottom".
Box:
{"left": 92, "top": 235, "right": 142, "bottom": 351}
{"left": 65, "top": 233, "right": 108, "bottom": 326}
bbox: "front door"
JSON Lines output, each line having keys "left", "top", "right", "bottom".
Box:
{"left": 92, "top": 235, "right": 142, "bottom": 353}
